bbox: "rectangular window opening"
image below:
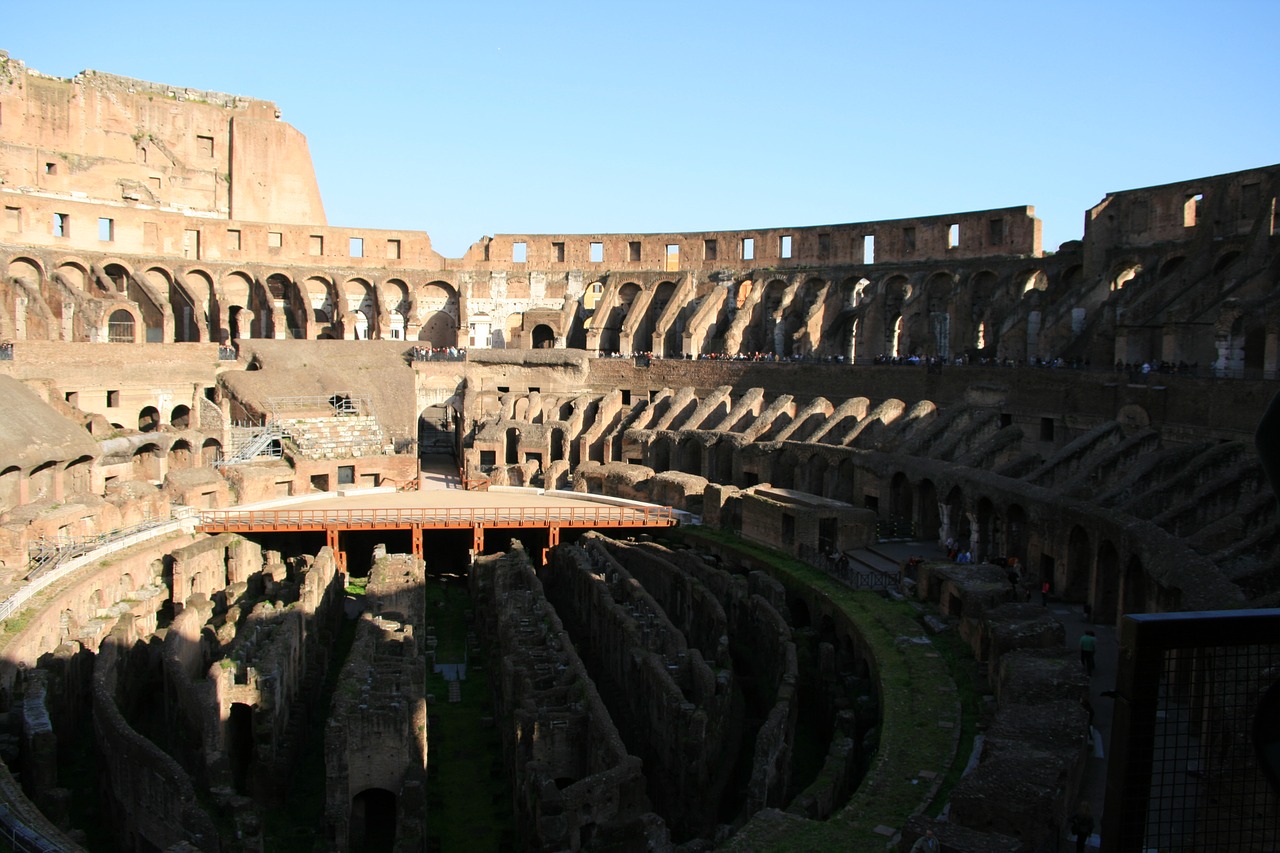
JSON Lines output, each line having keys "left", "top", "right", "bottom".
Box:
{"left": 902, "top": 227, "right": 916, "bottom": 253}
{"left": 552, "top": 241, "right": 565, "bottom": 262}
{"left": 703, "top": 239, "right": 718, "bottom": 261}
{"left": 65, "top": 391, "right": 78, "bottom": 407}
{"left": 1184, "top": 193, "right": 1203, "bottom": 228}
{"left": 387, "top": 239, "right": 401, "bottom": 259}
{"left": 947, "top": 223, "right": 960, "bottom": 249}
{"left": 1040, "top": 417, "right": 1055, "bottom": 442}
{"left": 818, "top": 232, "right": 831, "bottom": 259}
{"left": 988, "top": 218, "right": 1004, "bottom": 245}
{"left": 862, "top": 235, "right": 875, "bottom": 264}
{"left": 44, "top": 162, "right": 57, "bottom": 176}
{"left": 779, "top": 235, "right": 792, "bottom": 259}
{"left": 665, "top": 243, "right": 679, "bottom": 272}
{"left": 628, "top": 241, "right": 641, "bottom": 262}
{"left": 53, "top": 213, "right": 69, "bottom": 238}
{"left": 4, "top": 206, "right": 19, "bottom": 233}
{"left": 268, "top": 231, "right": 282, "bottom": 248}
{"left": 1240, "top": 183, "right": 1260, "bottom": 219}
{"left": 309, "top": 235, "right": 323, "bottom": 256}
{"left": 183, "top": 229, "right": 200, "bottom": 260}
{"left": 621, "top": 390, "right": 631, "bottom": 405}
{"left": 512, "top": 241, "right": 527, "bottom": 263}
{"left": 196, "top": 135, "right": 214, "bottom": 156}
{"left": 337, "top": 465, "right": 355, "bottom": 486}
{"left": 107, "top": 390, "right": 120, "bottom": 408}
{"left": 227, "top": 229, "right": 241, "bottom": 251}
{"left": 741, "top": 237, "right": 755, "bottom": 261}
{"left": 349, "top": 236, "right": 364, "bottom": 258}
{"left": 98, "top": 217, "right": 114, "bottom": 242}
{"left": 590, "top": 242, "right": 604, "bottom": 263}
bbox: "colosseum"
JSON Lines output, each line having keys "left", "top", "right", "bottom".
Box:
{"left": 0, "top": 50, "right": 1276, "bottom": 853}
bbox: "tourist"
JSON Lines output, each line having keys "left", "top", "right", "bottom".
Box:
{"left": 1079, "top": 630, "right": 1097, "bottom": 677}
{"left": 1070, "top": 802, "right": 1094, "bottom": 852}
{"left": 1041, "top": 579, "right": 1050, "bottom": 606}
{"left": 910, "top": 828, "right": 940, "bottom": 853}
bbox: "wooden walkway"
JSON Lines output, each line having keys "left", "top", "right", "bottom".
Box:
{"left": 196, "top": 503, "right": 677, "bottom": 566}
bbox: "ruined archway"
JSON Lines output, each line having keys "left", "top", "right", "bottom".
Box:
{"left": 1064, "top": 526, "right": 1091, "bottom": 601}
{"left": 350, "top": 788, "right": 397, "bottom": 851}
{"left": 531, "top": 323, "right": 555, "bottom": 349}
{"left": 1093, "top": 540, "right": 1120, "bottom": 624}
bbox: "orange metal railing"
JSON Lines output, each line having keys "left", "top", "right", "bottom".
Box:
{"left": 197, "top": 504, "right": 676, "bottom": 531}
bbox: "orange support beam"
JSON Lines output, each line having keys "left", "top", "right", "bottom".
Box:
{"left": 326, "top": 528, "right": 346, "bottom": 572}
{"left": 543, "top": 524, "right": 560, "bottom": 566}
{"left": 412, "top": 525, "right": 423, "bottom": 560}
{"left": 473, "top": 524, "right": 484, "bottom": 555}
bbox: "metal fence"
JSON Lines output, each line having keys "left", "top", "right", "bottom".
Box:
{"left": 1104, "top": 609, "right": 1280, "bottom": 852}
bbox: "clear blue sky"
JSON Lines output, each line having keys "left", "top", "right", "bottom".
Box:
{"left": 5, "top": 1, "right": 1277, "bottom": 258}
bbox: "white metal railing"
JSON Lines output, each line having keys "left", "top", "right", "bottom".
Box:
{"left": 0, "top": 508, "right": 198, "bottom": 624}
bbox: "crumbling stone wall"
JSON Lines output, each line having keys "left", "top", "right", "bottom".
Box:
{"left": 544, "top": 537, "right": 729, "bottom": 841}
{"left": 324, "top": 553, "right": 427, "bottom": 852}
{"left": 94, "top": 619, "right": 226, "bottom": 853}
{"left": 471, "top": 542, "right": 658, "bottom": 851}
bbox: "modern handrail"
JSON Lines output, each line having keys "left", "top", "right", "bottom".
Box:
{"left": 197, "top": 504, "right": 677, "bottom": 528}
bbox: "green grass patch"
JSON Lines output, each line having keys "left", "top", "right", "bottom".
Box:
{"left": 424, "top": 579, "right": 513, "bottom": 852}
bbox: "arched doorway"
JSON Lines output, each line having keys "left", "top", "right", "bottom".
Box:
{"left": 350, "top": 788, "right": 397, "bottom": 852}
{"left": 531, "top": 323, "right": 555, "bottom": 348}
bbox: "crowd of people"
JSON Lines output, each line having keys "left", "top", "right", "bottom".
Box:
{"left": 0, "top": 341, "right": 13, "bottom": 361}
{"left": 410, "top": 345, "right": 466, "bottom": 362}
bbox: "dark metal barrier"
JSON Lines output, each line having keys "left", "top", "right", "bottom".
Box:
{"left": 1104, "top": 609, "right": 1280, "bottom": 852}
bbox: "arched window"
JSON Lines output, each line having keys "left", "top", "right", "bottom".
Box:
{"left": 108, "top": 309, "right": 135, "bottom": 343}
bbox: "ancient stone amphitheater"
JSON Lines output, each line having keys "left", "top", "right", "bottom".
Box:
{"left": 0, "top": 51, "right": 1277, "bottom": 852}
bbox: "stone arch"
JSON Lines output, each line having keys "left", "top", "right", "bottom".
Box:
{"left": 183, "top": 269, "right": 217, "bottom": 340}
{"left": 599, "top": 282, "right": 641, "bottom": 354}
{"left": 974, "top": 496, "right": 995, "bottom": 559}
{"left": 381, "top": 279, "right": 411, "bottom": 340}
{"left": 711, "top": 440, "right": 735, "bottom": 485}
{"left": 132, "top": 443, "right": 163, "bottom": 481}
{"left": 28, "top": 460, "right": 57, "bottom": 503}
{"left": 1110, "top": 260, "right": 1142, "bottom": 292}
{"left": 416, "top": 281, "right": 459, "bottom": 347}
{"left": 342, "top": 278, "right": 374, "bottom": 339}
{"left": 350, "top": 788, "right": 397, "bottom": 850}
{"left": 108, "top": 307, "right": 139, "bottom": 343}
{"left": 772, "top": 448, "right": 799, "bottom": 489}
{"left": 166, "top": 268, "right": 204, "bottom": 342}
{"left": 7, "top": 256, "right": 45, "bottom": 289}
{"left": 1122, "top": 554, "right": 1148, "bottom": 615}
{"left": 0, "top": 466, "right": 19, "bottom": 512}
{"left": 64, "top": 455, "right": 93, "bottom": 495}
{"left": 945, "top": 485, "right": 968, "bottom": 545}
{"left": 500, "top": 312, "right": 523, "bottom": 349}
{"left": 171, "top": 404, "right": 191, "bottom": 429}
{"left": 889, "top": 472, "right": 913, "bottom": 529}
{"left": 265, "top": 272, "right": 303, "bottom": 339}
{"left": 680, "top": 438, "right": 703, "bottom": 476}
{"left": 300, "top": 275, "right": 337, "bottom": 338}
{"left": 138, "top": 406, "right": 161, "bottom": 432}
{"left": 882, "top": 275, "right": 911, "bottom": 358}
{"left": 201, "top": 438, "right": 223, "bottom": 467}
{"left": 1005, "top": 503, "right": 1027, "bottom": 561}
{"left": 54, "top": 259, "right": 89, "bottom": 292}
{"left": 921, "top": 271, "right": 953, "bottom": 357}
{"left": 635, "top": 280, "right": 677, "bottom": 354}
{"left": 1093, "top": 539, "right": 1120, "bottom": 624}
{"left": 530, "top": 323, "right": 555, "bottom": 349}
{"left": 802, "top": 453, "right": 827, "bottom": 496}
{"left": 169, "top": 439, "right": 194, "bottom": 469}
{"left": 651, "top": 436, "right": 671, "bottom": 473}
{"left": 917, "top": 479, "right": 940, "bottom": 543}
{"left": 219, "top": 271, "right": 255, "bottom": 342}
{"left": 1064, "top": 526, "right": 1091, "bottom": 601}
{"left": 832, "top": 457, "right": 857, "bottom": 504}
{"left": 102, "top": 262, "right": 131, "bottom": 294}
